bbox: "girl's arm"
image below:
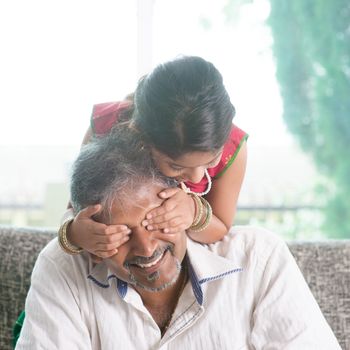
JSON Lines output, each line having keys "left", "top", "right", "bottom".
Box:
{"left": 66, "top": 126, "right": 92, "bottom": 211}
{"left": 66, "top": 127, "right": 92, "bottom": 211}
{"left": 188, "top": 141, "right": 247, "bottom": 243}
{"left": 81, "top": 126, "right": 93, "bottom": 145}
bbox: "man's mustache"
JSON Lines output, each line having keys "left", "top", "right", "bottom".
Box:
{"left": 124, "top": 244, "right": 174, "bottom": 267}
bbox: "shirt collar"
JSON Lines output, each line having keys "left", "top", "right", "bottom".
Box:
{"left": 87, "top": 238, "right": 243, "bottom": 305}
{"left": 186, "top": 239, "right": 243, "bottom": 304}
{"left": 86, "top": 258, "right": 128, "bottom": 299}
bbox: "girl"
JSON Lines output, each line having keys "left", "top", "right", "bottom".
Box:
{"left": 65, "top": 55, "right": 248, "bottom": 257}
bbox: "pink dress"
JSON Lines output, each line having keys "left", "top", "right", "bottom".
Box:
{"left": 91, "top": 101, "right": 248, "bottom": 193}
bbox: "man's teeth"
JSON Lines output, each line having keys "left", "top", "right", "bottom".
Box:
{"left": 136, "top": 251, "right": 165, "bottom": 268}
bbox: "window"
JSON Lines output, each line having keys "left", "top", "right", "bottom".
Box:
{"left": 0, "top": 0, "right": 137, "bottom": 227}
{"left": 1, "top": 0, "right": 348, "bottom": 239}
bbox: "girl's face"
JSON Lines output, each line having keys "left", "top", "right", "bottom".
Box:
{"left": 151, "top": 148, "right": 223, "bottom": 184}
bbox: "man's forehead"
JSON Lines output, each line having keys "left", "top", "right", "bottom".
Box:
{"left": 109, "top": 183, "right": 166, "bottom": 221}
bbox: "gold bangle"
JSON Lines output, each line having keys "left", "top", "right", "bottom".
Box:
{"left": 190, "top": 197, "right": 207, "bottom": 231}
{"left": 189, "top": 197, "right": 212, "bottom": 232}
{"left": 190, "top": 194, "right": 203, "bottom": 228}
{"left": 58, "top": 219, "right": 83, "bottom": 255}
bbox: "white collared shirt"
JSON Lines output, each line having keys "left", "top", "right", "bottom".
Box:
{"left": 16, "top": 226, "right": 341, "bottom": 349}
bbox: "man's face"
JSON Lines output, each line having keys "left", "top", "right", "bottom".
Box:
{"left": 103, "top": 183, "right": 187, "bottom": 292}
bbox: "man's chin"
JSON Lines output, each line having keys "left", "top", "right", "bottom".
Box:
{"left": 128, "top": 257, "right": 182, "bottom": 292}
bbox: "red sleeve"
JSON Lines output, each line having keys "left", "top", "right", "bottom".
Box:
{"left": 90, "top": 101, "right": 130, "bottom": 136}
{"left": 208, "top": 124, "right": 248, "bottom": 179}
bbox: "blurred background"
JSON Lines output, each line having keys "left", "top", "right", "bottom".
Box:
{"left": 0, "top": 0, "right": 349, "bottom": 240}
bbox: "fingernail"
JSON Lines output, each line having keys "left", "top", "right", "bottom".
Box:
{"left": 142, "top": 220, "right": 148, "bottom": 226}
{"left": 160, "top": 192, "right": 166, "bottom": 198}
{"left": 125, "top": 229, "right": 131, "bottom": 234}
{"left": 147, "top": 225, "right": 153, "bottom": 230}
{"left": 146, "top": 214, "right": 152, "bottom": 219}
{"left": 124, "top": 235, "right": 130, "bottom": 241}
{"left": 163, "top": 228, "right": 169, "bottom": 233}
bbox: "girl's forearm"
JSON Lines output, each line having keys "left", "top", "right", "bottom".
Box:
{"left": 186, "top": 214, "right": 229, "bottom": 244}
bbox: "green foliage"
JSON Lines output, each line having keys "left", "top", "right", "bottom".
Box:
{"left": 222, "top": 0, "right": 350, "bottom": 237}
{"left": 267, "top": 0, "right": 350, "bottom": 238}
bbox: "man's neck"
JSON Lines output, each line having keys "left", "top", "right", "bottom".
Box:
{"left": 137, "top": 267, "right": 188, "bottom": 309}
{"left": 135, "top": 266, "right": 188, "bottom": 334}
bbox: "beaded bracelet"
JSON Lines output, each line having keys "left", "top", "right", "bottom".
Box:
{"left": 58, "top": 219, "right": 83, "bottom": 255}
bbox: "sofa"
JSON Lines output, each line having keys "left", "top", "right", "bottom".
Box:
{"left": 0, "top": 225, "right": 349, "bottom": 350}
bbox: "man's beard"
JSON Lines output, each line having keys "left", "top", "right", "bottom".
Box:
{"left": 125, "top": 249, "right": 182, "bottom": 292}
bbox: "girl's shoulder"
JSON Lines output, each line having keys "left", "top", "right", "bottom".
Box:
{"left": 185, "top": 124, "right": 248, "bottom": 194}
{"left": 208, "top": 124, "right": 248, "bottom": 179}
{"left": 90, "top": 101, "right": 131, "bottom": 136}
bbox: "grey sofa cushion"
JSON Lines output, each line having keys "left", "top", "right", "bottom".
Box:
{"left": 288, "top": 241, "right": 350, "bottom": 350}
{"left": 0, "top": 226, "right": 349, "bottom": 349}
{"left": 0, "top": 226, "right": 55, "bottom": 350}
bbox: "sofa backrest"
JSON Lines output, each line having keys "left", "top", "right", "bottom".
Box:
{"left": 0, "top": 226, "right": 349, "bottom": 349}
{"left": 289, "top": 240, "right": 350, "bottom": 350}
{"left": 0, "top": 226, "right": 55, "bottom": 350}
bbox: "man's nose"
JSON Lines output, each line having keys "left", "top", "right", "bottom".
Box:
{"left": 186, "top": 167, "right": 206, "bottom": 184}
{"left": 130, "top": 226, "right": 157, "bottom": 257}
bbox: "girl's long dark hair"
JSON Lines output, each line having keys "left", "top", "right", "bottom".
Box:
{"left": 118, "top": 56, "right": 235, "bottom": 159}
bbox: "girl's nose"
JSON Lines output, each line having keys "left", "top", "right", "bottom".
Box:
{"left": 185, "top": 167, "right": 206, "bottom": 184}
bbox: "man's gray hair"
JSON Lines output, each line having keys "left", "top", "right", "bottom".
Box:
{"left": 70, "top": 125, "right": 176, "bottom": 215}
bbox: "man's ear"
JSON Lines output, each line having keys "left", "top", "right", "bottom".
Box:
{"left": 92, "top": 208, "right": 105, "bottom": 223}
{"left": 94, "top": 203, "right": 118, "bottom": 225}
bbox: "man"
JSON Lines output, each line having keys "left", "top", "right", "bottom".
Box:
{"left": 16, "top": 129, "right": 341, "bottom": 349}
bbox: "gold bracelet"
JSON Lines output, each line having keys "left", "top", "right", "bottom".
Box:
{"left": 190, "top": 196, "right": 207, "bottom": 231}
{"left": 58, "top": 219, "right": 83, "bottom": 255}
{"left": 189, "top": 197, "right": 213, "bottom": 232}
{"left": 190, "top": 194, "right": 203, "bottom": 228}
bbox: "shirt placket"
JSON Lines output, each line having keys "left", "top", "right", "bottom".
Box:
{"left": 158, "top": 286, "right": 205, "bottom": 349}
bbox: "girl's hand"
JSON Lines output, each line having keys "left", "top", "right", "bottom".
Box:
{"left": 142, "top": 188, "right": 195, "bottom": 234}
{"left": 67, "top": 204, "right": 131, "bottom": 259}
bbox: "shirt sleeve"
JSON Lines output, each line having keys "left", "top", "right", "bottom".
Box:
{"left": 15, "top": 252, "right": 92, "bottom": 350}
{"left": 251, "top": 239, "right": 341, "bottom": 349}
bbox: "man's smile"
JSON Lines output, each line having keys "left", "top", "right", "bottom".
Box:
{"left": 135, "top": 251, "right": 165, "bottom": 268}
{"left": 124, "top": 245, "right": 172, "bottom": 273}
